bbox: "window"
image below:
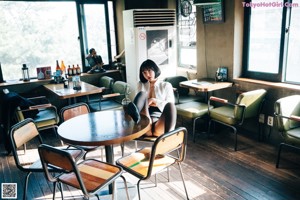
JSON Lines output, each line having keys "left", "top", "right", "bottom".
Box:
{"left": 243, "top": 0, "right": 300, "bottom": 83}
{"left": 0, "top": 0, "right": 116, "bottom": 81}
{"left": 285, "top": 1, "right": 300, "bottom": 83}
{"left": 178, "top": 0, "right": 197, "bottom": 70}
{"left": 83, "top": 4, "right": 108, "bottom": 63}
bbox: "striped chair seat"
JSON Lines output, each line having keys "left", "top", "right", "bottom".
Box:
{"left": 118, "top": 147, "right": 176, "bottom": 178}
{"left": 38, "top": 144, "right": 129, "bottom": 199}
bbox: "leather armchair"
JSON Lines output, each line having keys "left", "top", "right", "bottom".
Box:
{"left": 208, "top": 89, "right": 267, "bottom": 151}
{"left": 88, "top": 76, "right": 114, "bottom": 111}
{"left": 89, "top": 78, "right": 130, "bottom": 111}
{"left": 274, "top": 95, "right": 300, "bottom": 168}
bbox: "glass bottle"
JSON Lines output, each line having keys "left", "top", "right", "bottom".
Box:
{"left": 121, "top": 88, "right": 131, "bottom": 114}
{"left": 72, "top": 64, "right": 77, "bottom": 75}
{"left": 55, "top": 60, "right": 62, "bottom": 77}
{"left": 60, "top": 60, "right": 66, "bottom": 74}
{"left": 76, "top": 64, "right": 81, "bottom": 75}
{"left": 67, "top": 65, "right": 73, "bottom": 76}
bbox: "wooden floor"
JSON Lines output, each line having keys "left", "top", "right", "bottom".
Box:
{"left": 1, "top": 121, "right": 300, "bottom": 200}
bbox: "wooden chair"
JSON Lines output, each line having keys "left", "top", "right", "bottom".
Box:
{"left": 38, "top": 144, "right": 129, "bottom": 200}
{"left": 274, "top": 95, "right": 300, "bottom": 168}
{"left": 208, "top": 89, "right": 267, "bottom": 151}
{"left": 60, "top": 102, "right": 104, "bottom": 160}
{"left": 9, "top": 118, "right": 84, "bottom": 200}
{"left": 116, "top": 127, "right": 189, "bottom": 200}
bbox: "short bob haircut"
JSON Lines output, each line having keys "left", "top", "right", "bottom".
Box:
{"left": 139, "top": 59, "right": 161, "bottom": 83}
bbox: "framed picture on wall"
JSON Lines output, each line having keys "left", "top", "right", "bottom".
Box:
{"left": 202, "top": 0, "right": 225, "bottom": 24}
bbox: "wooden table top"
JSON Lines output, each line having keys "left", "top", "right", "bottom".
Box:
{"left": 43, "top": 81, "right": 102, "bottom": 99}
{"left": 57, "top": 110, "right": 151, "bottom": 146}
{"left": 180, "top": 78, "right": 233, "bottom": 92}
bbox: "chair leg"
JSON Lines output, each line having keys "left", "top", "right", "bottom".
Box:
{"left": 57, "top": 182, "right": 64, "bottom": 200}
{"left": 232, "top": 126, "right": 237, "bottom": 151}
{"left": 121, "top": 142, "right": 125, "bottom": 156}
{"left": 208, "top": 120, "right": 213, "bottom": 137}
{"left": 178, "top": 163, "right": 190, "bottom": 200}
{"left": 52, "top": 182, "right": 56, "bottom": 200}
{"left": 120, "top": 175, "right": 130, "bottom": 200}
{"left": 276, "top": 143, "right": 283, "bottom": 168}
{"left": 101, "top": 147, "right": 104, "bottom": 161}
{"left": 23, "top": 172, "right": 32, "bottom": 200}
{"left": 167, "top": 167, "right": 170, "bottom": 182}
{"left": 135, "top": 140, "right": 138, "bottom": 151}
{"left": 192, "top": 117, "right": 197, "bottom": 143}
{"left": 155, "top": 174, "right": 158, "bottom": 187}
{"left": 112, "top": 181, "right": 116, "bottom": 200}
{"left": 137, "top": 179, "right": 142, "bottom": 200}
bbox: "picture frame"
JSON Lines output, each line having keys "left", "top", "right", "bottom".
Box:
{"left": 36, "top": 66, "right": 52, "bottom": 80}
{"left": 202, "top": 0, "right": 225, "bottom": 24}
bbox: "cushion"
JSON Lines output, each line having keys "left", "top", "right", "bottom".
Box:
{"left": 176, "top": 101, "right": 212, "bottom": 119}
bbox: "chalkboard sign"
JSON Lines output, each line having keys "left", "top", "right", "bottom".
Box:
{"left": 202, "top": 0, "right": 224, "bottom": 24}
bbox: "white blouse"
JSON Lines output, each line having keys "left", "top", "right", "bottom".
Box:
{"left": 137, "top": 80, "right": 175, "bottom": 111}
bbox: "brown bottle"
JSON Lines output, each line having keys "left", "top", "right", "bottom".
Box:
{"left": 67, "top": 65, "right": 73, "bottom": 76}
{"left": 55, "top": 60, "right": 62, "bottom": 76}
{"left": 76, "top": 64, "right": 81, "bottom": 75}
{"left": 72, "top": 64, "right": 77, "bottom": 75}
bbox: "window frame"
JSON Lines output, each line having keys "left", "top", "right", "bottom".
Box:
{"left": 242, "top": 0, "right": 294, "bottom": 83}
{"left": 0, "top": 0, "right": 117, "bottom": 80}
{"left": 177, "top": 0, "right": 197, "bottom": 71}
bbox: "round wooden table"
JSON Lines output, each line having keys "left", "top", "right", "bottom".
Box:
{"left": 58, "top": 109, "right": 151, "bottom": 163}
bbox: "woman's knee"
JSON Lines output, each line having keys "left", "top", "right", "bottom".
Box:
{"left": 163, "top": 102, "right": 176, "bottom": 114}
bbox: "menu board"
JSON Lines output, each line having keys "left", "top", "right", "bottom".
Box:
{"left": 202, "top": 0, "right": 224, "bottom": 24}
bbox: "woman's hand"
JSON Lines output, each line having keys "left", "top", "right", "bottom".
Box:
{"left": 148, "top": 98, "right": 157, "bottom": 107}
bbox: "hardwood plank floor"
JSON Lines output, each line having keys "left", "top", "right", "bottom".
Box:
{"left": 1, "top": 121, "right": 300, "bottom": 200}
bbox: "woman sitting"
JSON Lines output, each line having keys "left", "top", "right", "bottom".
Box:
{"left": 128, "top": 59, "right": 176, "bottom": 137}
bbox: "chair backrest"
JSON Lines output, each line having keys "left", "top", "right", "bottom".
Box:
{"left": 38, "top": 144, "right": 87, "bottom": 193}
{"left": 10, "top": 118, "right": 42, "bottom": 169}
{"left": 147, "top": 127, "right": 187, "bottom": 177}
{"left": 274, "top": 95, "right": 300, "bottom": 131}
{"left": 112, "top": 81, "right": 130, "bottom": 103}
{"left": 2, "top": 90, "right": 39, "bottom": 122}
{"left": 99, "top": 76, "right": 114, "bottom": 94}
{"left": 234, "top": 89, "right": 267, "bottom": 120}
{"left": 164, "top": 76, "right": 189, "bottom": 96}
{"left": 60, "top": 102, "right": 90, "bottom": 122}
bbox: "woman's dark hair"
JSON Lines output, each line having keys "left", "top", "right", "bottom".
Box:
{"left": 139, "top": 59, "right": 161, "bottom": 83}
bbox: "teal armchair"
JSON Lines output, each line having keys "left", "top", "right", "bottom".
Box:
{"left": 274, "top": 95, "right": 300, "bottom": 168}
{"left": 208, "top": 89, "right": 267, "bottom": 151}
